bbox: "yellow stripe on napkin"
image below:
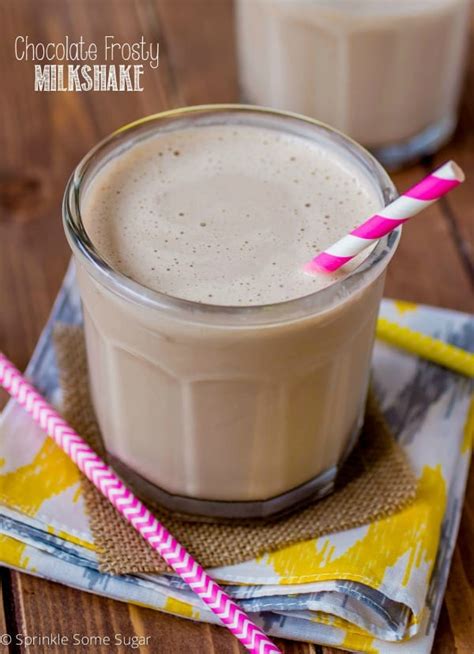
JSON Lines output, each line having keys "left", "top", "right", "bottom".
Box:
{"left": 376, "top": 318, "right": 474, "bottom": 378}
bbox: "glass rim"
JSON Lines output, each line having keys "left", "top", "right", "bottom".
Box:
{"left": 63, "top": 103, "right": 400, "bottom": 328}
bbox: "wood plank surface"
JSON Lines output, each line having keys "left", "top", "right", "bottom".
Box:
{"left": 0, "top": 571, "right": 8, "bottom": 654}
{"left": 8, "top": 574, "right": 319, "bottom": 654}
{"left": 0, "top": 1, "right": 472, "bottom": 653}
{"left": 432, "top": 30, "right": 474, "bottom": 285}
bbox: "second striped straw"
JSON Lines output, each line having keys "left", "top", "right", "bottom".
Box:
{"left": 0, "top": 353, "right": 282, "bottom": 654}
{"left": 305, "top": 160, "right": 465, "bottom": 274}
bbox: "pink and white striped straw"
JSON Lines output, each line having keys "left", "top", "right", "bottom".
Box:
{"left": 305, "top": 160, "right": 465, "bottom": 274}
{"left": 0, "top": 353, "right": 281, "bottom": 654}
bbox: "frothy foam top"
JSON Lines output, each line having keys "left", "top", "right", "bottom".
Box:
{"left": 82, "top": 124, "right": 381, "bottom": 306}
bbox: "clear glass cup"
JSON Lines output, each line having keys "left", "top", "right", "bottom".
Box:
{"left": 236, "top": 0, "right": 470, "bottom": 169}
{"left": 63, "top": 105, "right": 399, "bottom": 519}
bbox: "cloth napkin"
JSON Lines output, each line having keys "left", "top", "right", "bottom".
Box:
{"left": 0, "top": 262, "right": 472, "bottom": 653}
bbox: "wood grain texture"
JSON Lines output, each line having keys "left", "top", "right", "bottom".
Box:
{"left": 9, "top": 574, "right": 319, "bottom": 653}
{"left": 432, "top": 8, "right": 474, "bottom": 286}
{"left": 0, "top": 571, "right": 8, "bottom": 654}
{"left": 442, "top": 469, "right": 474, "bottom": 654}
{"left": 0, "top": 1, "right": 472, "bottom": 653}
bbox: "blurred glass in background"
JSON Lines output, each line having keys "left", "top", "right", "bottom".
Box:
{"left": 236, "top": 0, "right": 470, "bottom": 168}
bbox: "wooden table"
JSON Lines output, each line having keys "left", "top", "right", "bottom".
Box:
{"left": 0, "top": 1, "right": 472, "bottom": 652}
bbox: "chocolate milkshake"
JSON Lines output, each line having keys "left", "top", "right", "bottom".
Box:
{"left": 64, "top": 106, "right": 399, "bottom": 518}
{"left": 236, "top": 0, "right": 470, "bottom": 167}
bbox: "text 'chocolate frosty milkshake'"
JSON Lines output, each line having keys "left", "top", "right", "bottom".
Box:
{"left": 66, "top": 107, "right": 398, "bottom": 518}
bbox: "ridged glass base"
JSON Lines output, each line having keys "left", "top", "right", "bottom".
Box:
{"left": 107, "top": 425, "right": 361, "bottom": 521}
{"left": 370, "top": 115, "right": 457, "bottom": 171}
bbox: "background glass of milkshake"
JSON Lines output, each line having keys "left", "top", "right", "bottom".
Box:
{"left": 64, "top": 105, "right": 399, "bottom": 519}
{"left": 236, "top": 0, "right": 470, "bottom": 169}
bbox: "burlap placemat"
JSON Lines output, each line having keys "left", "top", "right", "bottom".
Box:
{"left": 54, "top": 324, "right": 416, "bottom": 574}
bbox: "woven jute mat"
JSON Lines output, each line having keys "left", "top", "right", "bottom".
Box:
{"left": 54, "top": 324, "right": 416, "bottom": 574}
